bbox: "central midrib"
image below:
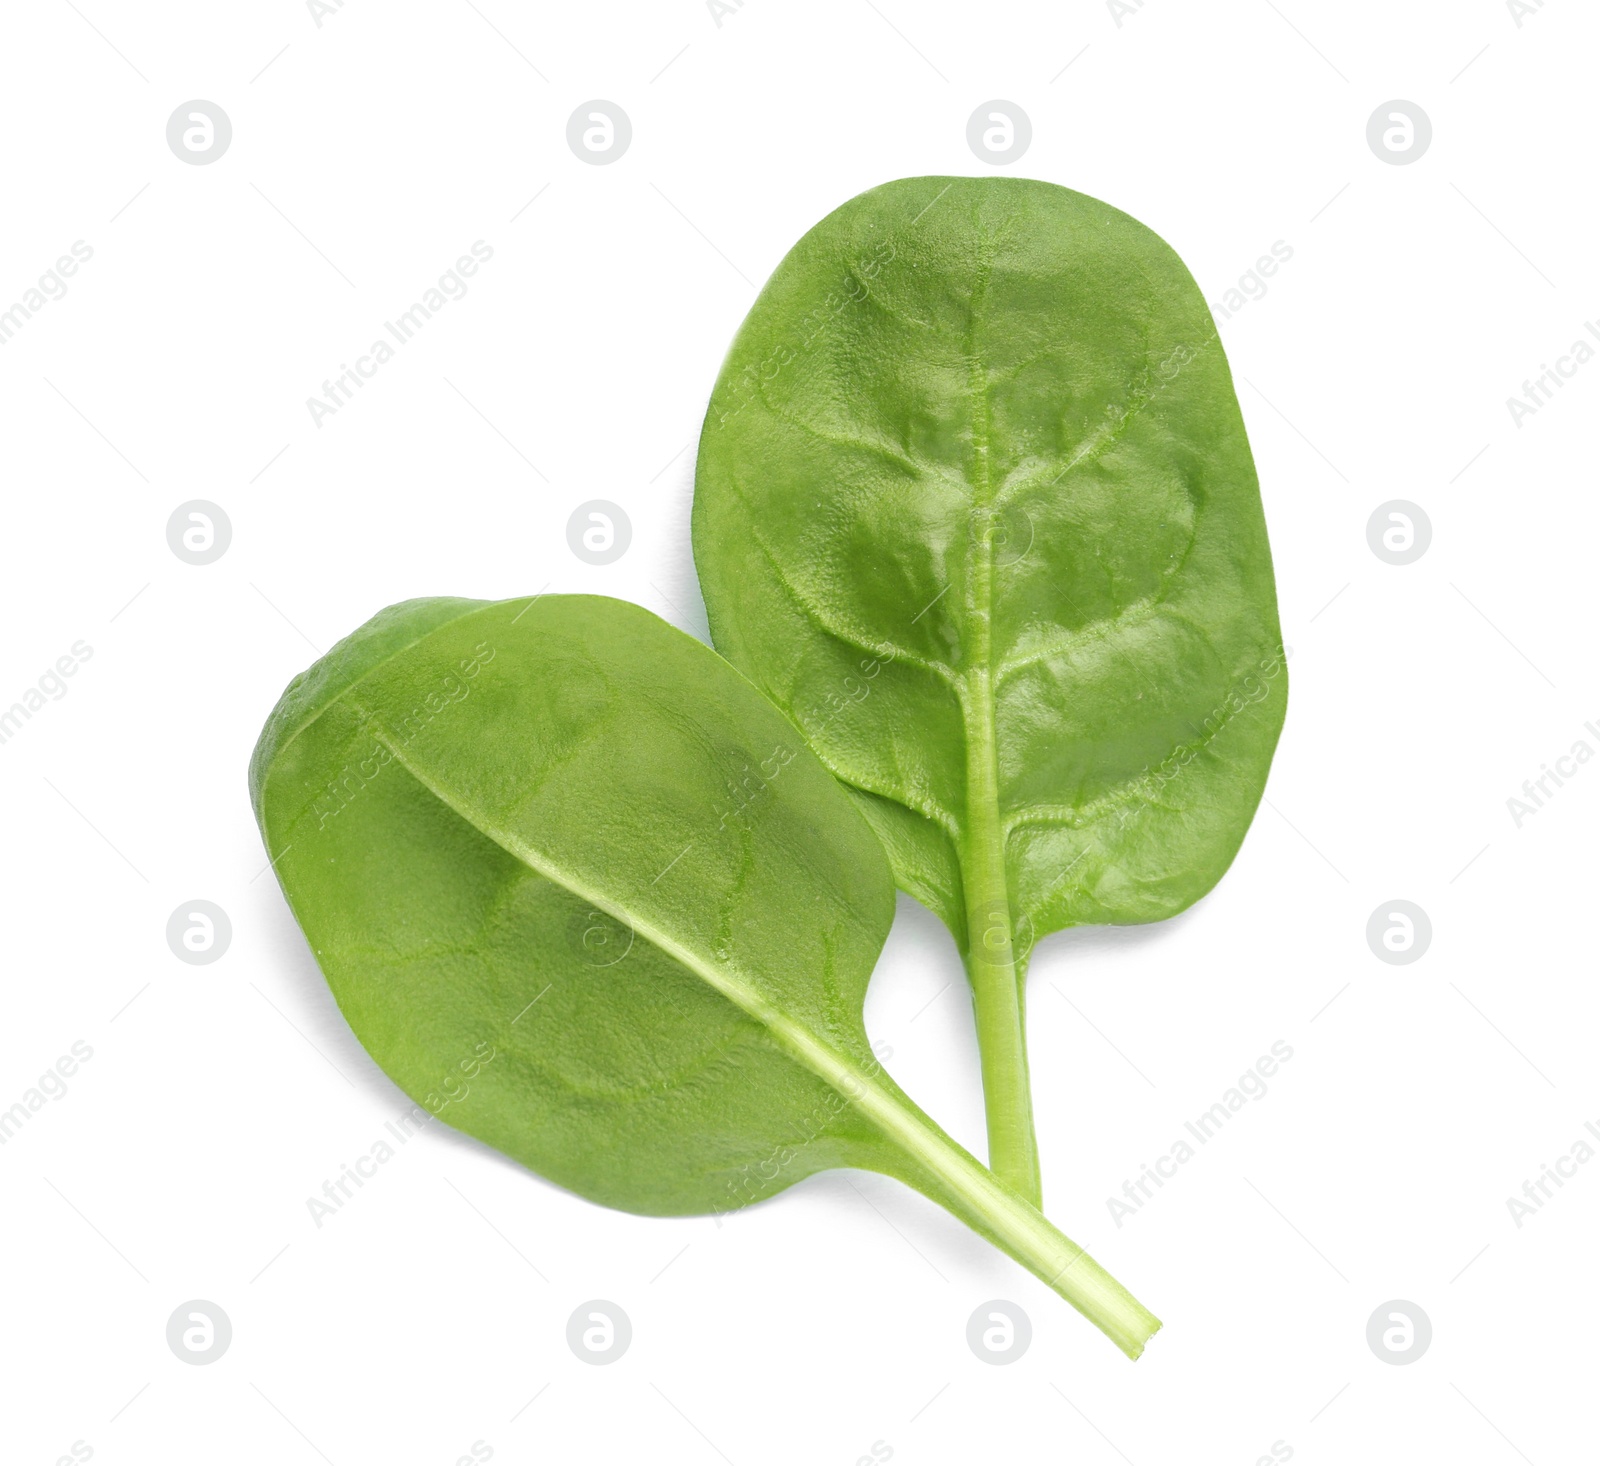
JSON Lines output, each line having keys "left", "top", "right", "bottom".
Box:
{"left": 950, "top": 236, "right": 1041, "bottom": 1198}
{"left": 959, "top": 243, "right": 1014, "bottom": 960}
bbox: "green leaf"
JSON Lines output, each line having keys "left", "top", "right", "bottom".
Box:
{"left": 693, "top": 176, "right": 1288, "bottom": 1204}
{"left": 250, "top": 593, "right": 1160, "bottom": 1358}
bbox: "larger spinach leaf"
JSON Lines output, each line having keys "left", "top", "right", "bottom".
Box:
{"left": 250, "top": 594, "right": 1159, "bottom": 1357}
{"left": 693, "top": 176, "right": 1287, "bottom": 1204}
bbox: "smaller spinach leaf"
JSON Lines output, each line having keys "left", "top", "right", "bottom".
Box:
{"left": 250, "top": 594, "right": 1160, "bottom": 1358}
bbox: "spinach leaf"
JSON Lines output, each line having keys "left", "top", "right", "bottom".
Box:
{"left": 693, "top": 177, "right": 1287, "bottom": 1205}
{"left": 250, "top": 594, "right": 1160, "bottom": 1358}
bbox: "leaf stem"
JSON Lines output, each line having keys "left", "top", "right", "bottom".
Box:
{"left": 916, "top": 1131, "right": 1161, "bottom": 1361}
{"left": 853, "top": 1064, "right": 1160, "bottom": 1360}
{"left": 739, "top": 989, "right": 1158, "bottom": 1356}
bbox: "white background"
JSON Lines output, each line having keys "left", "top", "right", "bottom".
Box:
{"left": 2, "top": 1, "right": 1595, "bottom": 1462}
